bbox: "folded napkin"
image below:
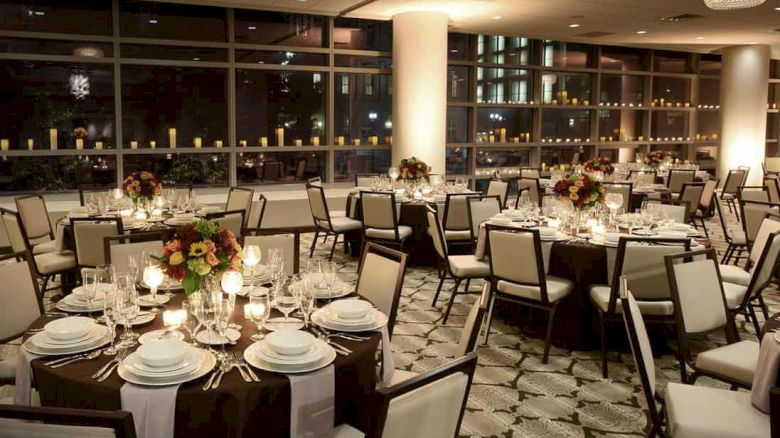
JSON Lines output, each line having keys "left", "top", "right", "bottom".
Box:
{"left": 120, "top": 383, "right": 180, "bottom": 438}
{"left": 288, "top": 365, "right": 335, "bottom": 438}
{"left": 751, "top": 336, "right": 780, "bottom": 413}
{"left": 14, "top": 348, "right": 42, "bottom": 405}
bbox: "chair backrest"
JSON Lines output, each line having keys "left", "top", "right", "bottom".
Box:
{"left": 247, "top": 194, "right": 267, "bottom": 229}
{"left": 713, "top": 193, "right": 735, "bottom": 241}
{"left": 647, "top": 199, "right": 688, "bottom": 223}
{"left": 739, "top": 199, "right": 780, "bottom": 244}
{"left": 603, "top": 182, "right": 632, "bottom": 208}
{"left": 629, "top": 170, "right": 656, "bottom": 186}
{"left": 738, "top": 165, "right": 751, "bottom": 185}
{"left": 226, "top": 187, "right": 254, "bottom": 227}
{"left": 679, "top": 182, "right": 705, "bottom": 216}
{"left": 205, "top": 210, "right": 245, "bottom": 238}
{"left": 361, "top": 192, "right": 398, "bottom": 231}
{"left": 486, "top": 226, "right": 549, "bottom": 302}
{"left": 443, "top": 194, "right": 473, "bottom": 232}
{"left": 747, "top": 217, "right": 780, "bottom": 269}
{"left": 0, "top": 405, "right": 137, "bottom": 438}
{"left": 699, "top": 177, "right": 719, "bottom": 210}
{"left": 307, "top": 176, "right": 322, "bottom": 186}
{"left": 0, "top": 252, "right": 42, "bottom": 343}
{"left": 1, "top": 208, "right": 30, "bottom": 253}
{"left": 104, "top": 232, "right": 166, "bottom": 283}
{"left": 70, "top": 217, "right": 123, "bottom": 268}
{"left": 765, "top": 177, "right": 780, "bottom": 203}
{"left": 466, "top": 196, "right": 502, "bottom": 240}
{"left": 456, "top": 282, "right": 489, "bottom": 357}
{"left": 372, "top": 353, "right": 477, "bottom": 438}
{"left": 520, "top": 168, "right": 540, "bottom": 179}
{"left": 15, "top": 195, "right": 52, "bottom": 240}
{"left": 305, "top": 183, "right": 331, "bottom": 225}
{"left": 722, "top": 169, "right": 746, "bottom": 194}
{"left": 486, "top": 180, "right": 509, "bottom": 208}
{"left": 355, "top": 173, "right": 381, "bottom": 187}
{"left": 516, "top": 178, "right": 541, "bottom": 207}
{"left": 355, "top": 243, "right": 407, "bottom": 337}
{"left": 667, "top": 169, "right": 695, "bottom": 193}
{"left": 426, "top": 208, "right": 448, "bottom": 261}
{"left": 738, "top": 185, "right": 769, "bottom": 202}
{"left": 243, "top": 228, "right": 301, "bottom": 275}
{"left": 621, "top": 285, "right": 663, "bottom": 434}
{"left": 745, "top": 230, "right": 780, "bottom": 306}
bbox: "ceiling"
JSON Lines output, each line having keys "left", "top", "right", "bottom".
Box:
{"left": 155, "top": 0, "right": 780, "bottom": 58}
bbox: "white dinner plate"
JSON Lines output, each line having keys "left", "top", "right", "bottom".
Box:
{"left": 138, "top": 295, "right": 170, "bottom": 307}
{"left": 31, "top": 325, "right": 105, "bottom": 350}
{"left": 117, "top": 312, "right": 156, "bottom": 327}
{"left": 320, "top": 306, "right": 377, "bottom": 327}
{"left": 540, "top": 232, "right": 568, "bottom": 242}
{"left": 263, "top": 317, "right": 304, "bottom": 332}
{"left": 138, "top": 329, "right": 186, "bottom": 345}
{"left": 310, "top": 282, "right": 353, "bottom": 300}
{"left": 118, "top": 349, "right": 216, "bottom": 387}
{"left": 312, "top": 308, "right": 387, "bottom": 332}
{"left": 244, "top": 341, "right": 336, "bottom": 374}
{"left": 72, "top": 284, "right": 113, "bottom": 298}
{"left": 56, "top": 296, "right": 104, "bottom": 313}
{"left": 164, "top": 218, "right": 195, "bottom": 227}
{"left": 124, "top": 347, "right": 203, "bottom": 378}
{"left": 195, "top": 328, "right": 241, "bottom": 345}
{"left": 141, "top": 279, "right": 183, "bottom": 291}
{"left": 24, "top": 326, "right": 111, "bottom": 356}
{"left": 589, "top": 237, "right": 620, "bottom": 247}
{"left": 256, "top": 340, "right": 326, "bottom": 367}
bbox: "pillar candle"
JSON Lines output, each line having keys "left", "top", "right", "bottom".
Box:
{"left": 312, "top": 136, "right": 320, "bottom": 146}
{"left": 240, "top": 140, "right": 247, "bottom": 147}
{"left": 337, "top": 136, "right": 345, "bottom": 146}
{"left": 552, "top": 99, "right": 558, "bottom": 105}
{"left": 130, "top": 141, "right": 138, "bottom": 149}
{"left": 95, "top": 141, "right": 103, "bottom": 150}
{"left": 150, "top": 141, "right": 156, "bottom": 149}
{"left": 295, "top": 139, "right": 302, "bottom": 147}
{"left": 169, "top": 128, "right": 177, "bottom": 149}
{"left": 215, "top": 140, "right": 223, "bottom": 148}
{"left": 1, "top": 139, "right": 8, "bottom": 151}
{"left": 525, "top": 133, "right": 531, "bottom": 142}
{"left": 27, "top": 139, "right": 34, "bottom": 150}
{"left": 499, "top": 128, "right": 506, "bottom": 143}
{"left": 571, "top": 97, "right": 578, "bottom": 105}
{"left": 370, "top": 136, "right": 378, "bottom": 146}
{"left": 49, "top": 129, "right": 57, "bottom": 150}
{"left": 193, "top": 137, "right": 202, "bottom": 148}
{"left": 488, "top": 135, "right": 495, "bottom": 143}
{"left": 583, "top": 100, "right": 590, "bottom": 106}
{"left": 353, "top": 139, "right": 361, "bottom": 146}
{"left": 76, "top": 139, "right": 84, "bottom": 150}
{"left": 276, "top": 128, "right": 284, "bottom": 147}
{"left": 260, "top": 137, "right": 268, "bottom": 147}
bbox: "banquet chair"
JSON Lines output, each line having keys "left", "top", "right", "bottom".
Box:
{"left": 719, "top": 169, "right": 747, "bottom": 217}
{"left": 360, "top": 191, "right": 412, "bottom": 253}
{"left": 1, "top": 208, "right": 76, "bottom": 293}
{"left": 516, "top": 177, "right": 542, "bottom": 207}
{"left": 667, "top": 169, "right": 695, "bottom": 196}
{"left": 738, "top": 185, "right": 770, "bottom": 203}
{"left": 738, "top": 165, "right": 751, "bottom": 185}
{"left": 225, "top": 187, "right": 254, "bottom": 228}
{"left": 486, "top": 179, "right": 509, "bottom": 209}
{"left": 78, "top": 187, "right": 107, "bottom": 207}
{"left": 0, "top": 252, "right": 42, "bottom": 389}
{"left": 333, "top": 352, "right": 478, "bottom": 438}
{"left": 355, "top": 173, "right": 382, "bottom": 187}
{"left": 485, "top": 225, "right": 574, "bottom": 363}
{"left": 426, "top": 208, "right": 490, "bottom": 323}
{"left": 442, "top": 193, "right": 476, "bottom": 249}
{"left": 738, "top": 199, "right": 780, "bottom": 246}
{"left": 720, "top": 215, "right": 780, "bottom": 285}
{"left": 204, "top": 209, "right": 246, "bottom": 238}
{"left": 305, "top": 183, "right": 361, "bottom": 260}
{"left": 243, "top": 227, "right": 301, "bottom": 275}
{"left": 645, "top": 199, "right": 690, "bottom": 224}
{"left": 678, "top": 182, "right": 707, "bottom": 235}
{"left": 307, "top": 176, "right": 322, "bottom": 186}
{"left": 764, "top": 176, "right": 780, "bottom": 203}
{"left": 103, "top": 231, "right": 168, "bottom": 282}
{"left": 714, "top": 193, "right": 749, "bottom": 265}
{"left": 0, "top": 405, "right": 137, "bottom": 438}
{"left": 696, "top": 177, "right": 719, "bottom": 218}
{"left": 356, "top": 243, "right": 407, "bottom": 338}
{"left": 629, "top": 170, "right": 657, "bottom": 186}
{"left": 466, "top": 195, "right": 502, "bottom": 244}
{"left": 70, "top": 217, "right": 123, "bottom": 273}
{"left": 246, "top": 194, "right": 267, "bottom": 230}
{"left": 621, "top": 285, "right": 770, "bottom": 438}
{"left": 665, "top": 249, "right": 759, "bottom": 388}
{"left": 14, "top": 194, "right": 57, "bottom": 255}
{"left": 520, "top": 167, "right": 540, "bottom": 179}
{"left": 589, "top": 236, "right": 691, "bottom": 378}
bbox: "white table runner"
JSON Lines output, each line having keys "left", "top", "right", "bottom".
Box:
{"left": 751, "top": 335, "right": 780, "bottom": 413}
{"left": 288, "top": 365, "right": 335, "bottom": 438}
{"left": 378, "top": 325, "right": 395, "bottom": 384}
{"left": 14, "top": 349, "right": 41, "bottom": 405}
{"left": 120, "top": 382, "right": 180, "bottom": 438}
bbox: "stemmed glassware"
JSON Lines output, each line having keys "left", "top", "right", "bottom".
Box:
{"left": 115, "top": 274, "right": 140, "bottom": 348}
{"left": 275, "top": 277, "right": 297, "bottom": 325}
{"left": 82, "top": 271, "right": 99, "bottom": 319}
{"left": 220, "top": 270, "right": 244, "bottom": 330}
{"left": 127, "top": 255, "right": 139, "bottom": 284}
{"left": 194, "top": 288, "right": 219, "bottom": 345}
{"left": 247, "top": 295, "right": 270, "bottom": 342}
{"left": 214, "top": 298, "right": 233, "bottom": 357}
{"left": 242, "top": 245, "right": 261, "bottom": 293}
{"left": 102, "top": 287, "right": 118, "bottom": 356}
{"left": 142, "top": 265, "right": 164, "bottom": 313}
{"left": 181, "top": 299, "right": 200, "bottom": 345}
{"left": 298, "top": 285, "right": 315, "bottom": 329}
{"left": 604, "top": 193, "right": 624, "bottom": 232}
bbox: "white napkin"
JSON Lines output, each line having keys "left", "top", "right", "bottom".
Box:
{"left": 120, "top": 383, "right": 180, "bottom": 438}
{"left": 288, "top": 365, "right": 335, "bottom": 438}
{"left": 378, "top": 325, "right": 395, "bottom": 384}
{"left": 14, "top": 348, "right": 41, "bottom": 405}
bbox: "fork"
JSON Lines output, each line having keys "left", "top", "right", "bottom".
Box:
{"left": 96, "top": 350, "right": 129, "bottom": 382}
{"left": 231, "top": 352, "right": 251, "bottom": 382}
{"left": 238, "top": 355, "right": 261, "bottom": 382}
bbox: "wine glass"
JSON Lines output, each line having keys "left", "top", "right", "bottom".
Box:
{"left": 127, "top": 255, "right": 139, "bottom": 284}
{"left": 221, "top": 270, "right": 243, "bottom": 330}
{"left": 102, "top": 287, "right": 118, "bottom": 356}
{"left": 242, "top": 245, "right": 261, "bottom": 292}
{"left": 214, "top": 299, "right": 233, "bottom": 357}
{"left": 275, "top": 278, "right": 297, "bottom": 325}
{"left": 181, "top": 300, "right": 200, "bottom": 346}
{"left": 115, "top": 274, "right": 140, "bottom": 347}
{"left": 82, "top": 271, "right": 99, "bottom": 319}
{"left": 604, "top": 193, "right": 624, "bottom": 231}
{"left": 298, "top": 286, "right": 315, "bottom": 329}
{"left": 194, "top": 289, "right": 219, "bottom": 345}
{"left": 246, "top": 295, "right": 270, "bottom": 342}
{"left": 142, "top": 265, "right": 164, "bottom": 314}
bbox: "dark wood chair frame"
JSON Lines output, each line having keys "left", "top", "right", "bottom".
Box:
{"left": 355, "top": 242, "right": 407, "bottom": 338}
{"left": 515, "top": 177, "right": 543, "bottom": 208}
{"left": 305, "top": 183, "right": 353, "bottom": 261}
{"left": 102, "top": 231, "right": 171, "bottom": 265}
{"left": 714, "top": 193, "right": 749, "bottom": 265}
{"left": 0, "top": 405, "right": 137, "bottom": 438}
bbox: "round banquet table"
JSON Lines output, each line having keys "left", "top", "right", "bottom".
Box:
{"left": 25, "top": 292, "right": 381, "bottom": 438}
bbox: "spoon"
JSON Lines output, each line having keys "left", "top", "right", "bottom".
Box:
{"left": 50, "top": 350, "right": 103, "bottom": 368}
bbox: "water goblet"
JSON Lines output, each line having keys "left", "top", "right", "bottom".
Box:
{"left": 181, "top": 300, "right": 200, "bottom": 345}
{"left": 246, "top": 296, "right": 270, "bottom": 342}
{"left": 82, "top": 271, "right": 99, "bottom": 319}
{"left": 102, "top": 288, "right": 118, "bottom": 356}
{"left": 221, "top": 270, "right": 244, "bottom": 330}
{"left": 275, "top": 280, "right": 297, "bottom": 325}
{"left": 115, "top": 275, "right": 140, "bottom": 347}
{"left": 142, "top": 265, "right": 164, "bottom": 314}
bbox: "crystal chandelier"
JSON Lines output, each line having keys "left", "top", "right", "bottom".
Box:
{"left": 703, "top": 0, "right": 765, "bottom": 10}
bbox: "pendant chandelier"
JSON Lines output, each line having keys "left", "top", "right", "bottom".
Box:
{"left": 703, "top": 0, "right": 765, "bottom": 10}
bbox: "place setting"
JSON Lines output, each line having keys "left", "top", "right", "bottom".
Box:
{"left": 23, "top": 316, "right": 112, "bottom": 357}
{"left": 311, "top": 298, "right": 388, "bottom": 334}
{"left": 117, "top": 339, "right": 217, "bottom": 387}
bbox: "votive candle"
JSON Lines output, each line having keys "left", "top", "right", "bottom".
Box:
{"left": 260, "top": 137, "right": 268, "bottom": 147}
{"left": 193, "top": 137, "right": 202, "bottom": 148}
{"left": 27, "top": 139, "right": 34, "bottom": 150}
{"left": 1, "top": 139, "right": 8, "bottom": 152}
{"left": 49, "top": 129, "right": 58, "bottom": 150}
{"left": 76, "top": 138, "right": 84, "bottom": 150}
{"left": 312, "top": 136, "right": 320, "bottom": 146}
{"left": 169, "top": 128, "right": 177, "bottom": 149}
{"left": 95, "top": 141, "right": 103, "bottom": 150}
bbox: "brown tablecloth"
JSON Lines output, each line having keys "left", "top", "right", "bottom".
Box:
{"left": 26, "top": 293, "right": 380, "bottom": 438}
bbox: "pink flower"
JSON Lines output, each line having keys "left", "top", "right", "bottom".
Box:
{"left": 165, "top": 239, "right": 182, "bottom": 253}
{"left": 204, "top": 239, "right": 217, "bottom": 254}
{"left": 205, "top": 252, "right": 219, "bottom": 266}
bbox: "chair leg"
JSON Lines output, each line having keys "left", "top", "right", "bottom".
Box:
{"left": 442, "top": 279, "right": 462, "bottom": 324}
{"left": 309, "top": 230, "right": 320, "bottom": 258}
{"left": 599, "top": 314, "right": 609, "bottom": 379}
{"left": 757, "top": 295, "right": 770, "bottom": 320}
{"left": 542, "top": 304, "right": 558, "bottom": 364}
{"left": 328, "top": 234, "right": 339, "bottom": 261}
{"left": 721, "top": 245, "right": 732, "bottom": 264}
{"left": 482, "top": 296, "right": 496, "bottom": 345}
{"left": 748, "top": 305, "right": 762, "bottom": 336}
{"left": 431, "top": 273, "right": 446, "bottom": 307}
{"left": 464, "top": 279, "right": 471, "bottom": 293}
{"left": 677, "top": 340, "right": 688, "bottom": 384}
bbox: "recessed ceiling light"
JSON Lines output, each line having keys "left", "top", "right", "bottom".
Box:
{"left": 34, "top": 10, "right": 45, "bottom": 16}
{"left": 696, "top": 36, "right": 706, "bottom": 40}
{"left": 192, "top": 57, "right": 200, "bottom": 61}
{"left": 248, "top": 26, "right": 256, "bottom": 30}
{"left": 148, "top": 19, "right": 158, "bottom": 24}
{"left": 775, "top": 6, "right": 780, "bottom": 9}
{"left": 492, "top": 15, "right": 503, "bottom": 20}
{"left": 450, "top": 49, "right": 459, "bottom": 53}
{"left": 636, "top": 30, "right": 647, "bottom": 34}
{"left": 568, "top": 23, "right": 580, "bottom": 28}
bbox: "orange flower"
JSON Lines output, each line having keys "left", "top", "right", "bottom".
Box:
{"left": 205, "top": 252, "right": 219, "bottom": 266}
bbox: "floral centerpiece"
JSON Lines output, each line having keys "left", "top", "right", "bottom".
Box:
{"left": 122, "top": 171, "right": 161, "bottom": 206}
{"left": 646, "top": 151, "right": 664, "bottom": 169}
{"left": 156, "top": 220, "right": 243, "bottom": 295}
{"left": 73, "top": 127, "right": 88, "bottom": 139}
{"left": 553, "top": 173, "right": 606, "bottom": 210}
{"left": 396, "top": 156, "right": 431, "bottom": 182}
{"left": 583, "top": 156, "right": 614, "bottom": 175}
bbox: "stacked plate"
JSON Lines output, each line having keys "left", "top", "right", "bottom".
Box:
{"left": 164, "top": 213, "right": 197, "bottom": 227}
{"left": 244, "top": 330, "right": 336, "bottom": 374}
{"left": 590, "top": 232, "right": 624, "bottom": 247}
{"left": 537, "top": 227, "right": 567, "bottom": 242}
{"left": 311, "top": 299, "right": 387, "bottom": 332}
{"left": 303, "top": 275, "right": 353, "bottom": 299}
{"left": 56, "top": 284, "right": 111, "bottom": 313}
{"left": 119, "top": 339, "right": 215, "bottom": 386}
{"left": 243, "top": 265, "right": 271, "bottom": 286}
{"left": 24, "top": 317, "right": 111, "bottom": 356}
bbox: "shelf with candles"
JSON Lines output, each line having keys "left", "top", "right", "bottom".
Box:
{"left": 696, "top": 104, "right": 721, "bottom": 111}
{"left": 476, "top": 101, "right": 536, "bottom": 108}
{"left": 649, "top": 100, "right": 694, "bottom": 110}
{"left": 596, "top": 102, "right": 647, "bottom": 109}
{"left": 0, "top": 148, "right": 119, "bottom": 157}
{"left": 121, "top": 147, "right": 231, "bottom": 154}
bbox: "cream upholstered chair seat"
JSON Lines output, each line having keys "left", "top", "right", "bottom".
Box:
{"left": 731, "top": 232, "right": 747, "bottom": 245}
{"left": 497, "top": 276, "right": 572, "bottom": 303}
{"left": 665, "top": 382, "right": 769, "bottom": 438}
{"left": 721, "top": 192, "right": 736, "bottom": 200}
{"left": 589, "top": 285, "right": 674, "bottom": 316}
{"left": 719, "top": 264, "right": 751, "bottom": 287}
{"left": 34, "top": 250, "right": 76, "bottom": 274}
{"left": 317, "top": 216, "right": 361, "bottom": 233}
{"left": 32, "top": 240, "right": 57, "bottom": 255}
{"left": 331, "top": 424, "right": 365, "bottom": 438}
{"left": 693, "top": 340, "right": 758, "bottom": 386}
{"left": 448, "top": 255, "right": 490, "bottom": 278}
{"left": 330, "top": 210, "right": 347, "bottom": 218}
{"left": 722, "top": 282, "right": 749, "bottom": 309}
{"left": 444, "top": 229, "right": 471, "bottom": 241}
{"left": 365, "top": 225, "right": 413, "bottom": 240}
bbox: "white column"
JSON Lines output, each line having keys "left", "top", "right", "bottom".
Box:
{"left": 392, "top": 11, "right": 448, "bottom": 176}
{"left": 719, "top": 45, "right": 770, "bottom": 185}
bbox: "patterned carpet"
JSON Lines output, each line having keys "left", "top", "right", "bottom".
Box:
{"left": 1, "top": 205, "right": 775, "bottom": 437}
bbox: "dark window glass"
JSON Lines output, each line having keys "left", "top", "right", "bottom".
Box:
{"left": 477, "top": 68, "right": 533, "bottom": 104}
{"left": 767, "top": 113, "right": 779, "bottom": 140}
{"left": 0, "top": 156, "right": 116, "bottom": 193}
{"left": 650, "top": 111, "right": 690, "bottom": 141}
{"left": 650, "top": 144, "right": 686, "bottom": 160}
{"left": 768, "top": 83, "right": 778, "bottom": 108}
{"left": 696, "top": 146, "right": 717, "bottom": 174}
{"left": 542, "top": 40, "right": 592, "bottom": 68}
{"left": 0, "top": 38, "right": 113, "bottom": 57}
{"left": 448, "top": 66, "right": 470, "bottom": 102}
{"left": 541, "top": 146, "right": 593, "bottom": 166}
{"left": 122, "top": 66, "right": 227, "bottom": 148}
{"left": 125, "top": 153, "right": 228, "bottom": 186}
{"left": 541, "top": 72, "right": 592, "bottom": 105}
{"left": 477, "top": 35, "right": 534, "bottom": 65}
{"left": 333, "top": 18, "right": 392, "bottom": 52}
{"left": 446, "top": 147, "right": 470, "bottom": 175}
{"left": 476, "top": 108, "right": 533, "bottom": 143}
{"left": 0, "top": 61, "right": 114, "bottom": 150}
{"left": 696, "top": 112, "right": 720, "bottom": 142}
{"left": 698, "top": 79, "right": 719, "bottom": 107}
{"left": 0, "top": 0, "right": 112, "bottom": 35}
{"left": 600, "top": 46, "right": 648, "bottom": 71}
{"left": 600, "top": 74, "right": 644, "bottom": 105}
{"left": 334, "top": 73, "right": 391, "bottom": 145}
{"left": 541, "top": 109, "right": 592, "bottom": 141}
{"left": 597, "top": 146, "right": 641, "bottom": 164}
{"left": 235, "top": 11, "right": 325, "bottom": 48}
{"left": 652, "top": 77, "right": 691, "bottom": 106}
{"left": 121, "top": 45, "right": 227, "bottom": 62}
{"left": 333, "top": 149, "right": 391, "bottom": 182}
{"left": 237, "top": 151, "right": 325, "bottom": 184}
{"left": 771, "top": 60, "right": 780, "bottom": 79}
{"left": 653, "top": 51, "right": 693, "bottom": 73}
{"left": 598, "top": 110, "right": 645, "bottom": 142}
{"left": 334, "top": 55, "right": 391, "bottom": 69}
{"left": 119, "top": 1, "right": 226, "bottom": 42}
{"left": 236, "top": 69, "right": 325, "bottom": 146}
{"left": 476, "top": 149, "right": 531, "bottom": 170}
{"left": 236, "top": 50, "right": 326, "bottom": 66}
{"left": 448, "top": 33, "right": 472, "bottom": 61}
{"left": 447, "top": 107, "right": 469, "bottom": 143}
{"left": 699, "top": 54, "right": 721, "bottom": 76}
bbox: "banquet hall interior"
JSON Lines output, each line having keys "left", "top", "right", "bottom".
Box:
{"left": 1, "top": 0, "right": 780, "bottom": 437}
